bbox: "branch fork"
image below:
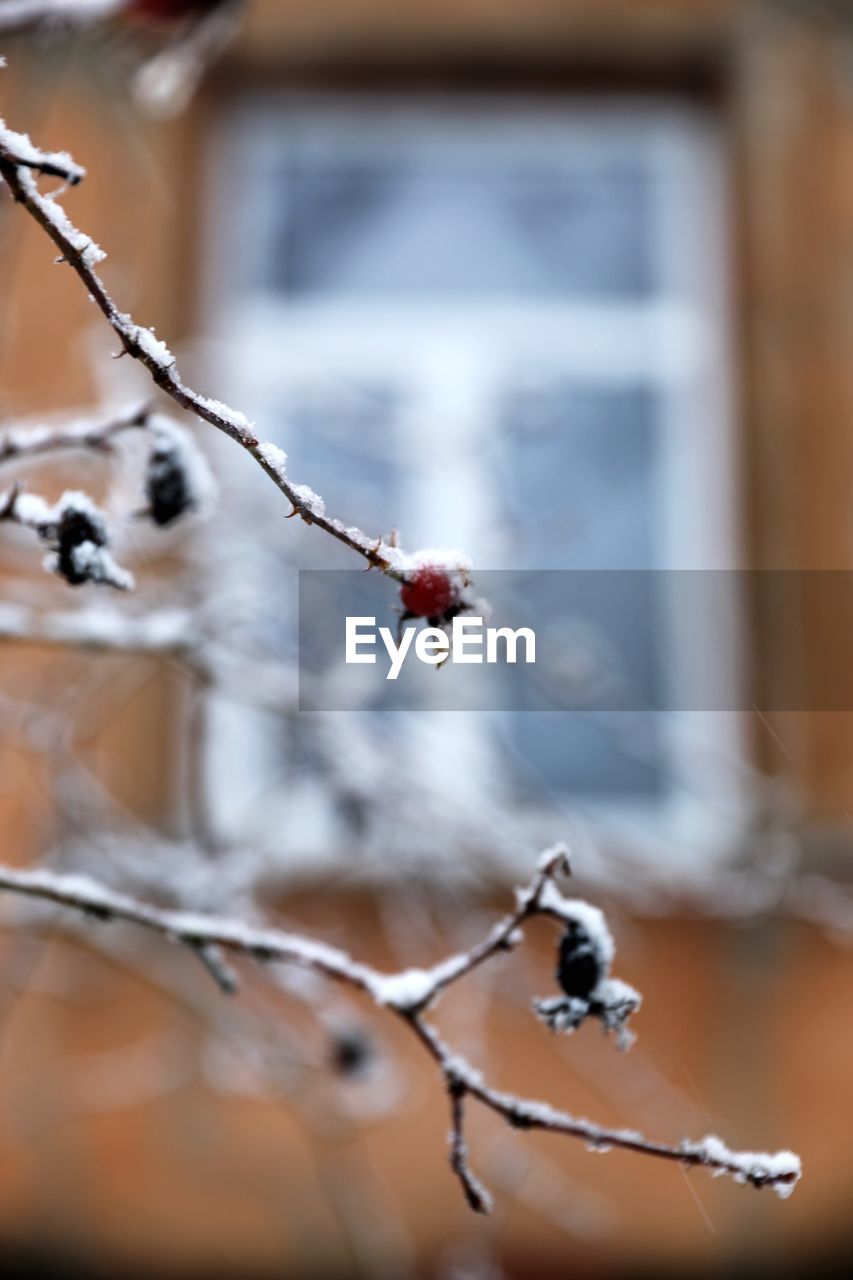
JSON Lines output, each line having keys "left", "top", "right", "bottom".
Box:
{"left": 0, "top": 849, "right": 802, "bottom": 1210}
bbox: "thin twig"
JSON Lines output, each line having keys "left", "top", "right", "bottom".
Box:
{"left": 422, "top": 845, "right": 571, "bottom": 1003}
{"left": 0, "top": 601, "right": 300, "bottom": 713}
{"left": 0, "top": 853, "right": 802, "bottom": 1206}
{"left": 0, "top": 130, "right": 406, "bottom": 579}
{"left": 448, "top": 1082, "right": 492, "bottom": 1214}
{"left": 187, "top": 940, "right": 241, "bottom": 995}
{"left": 0, "top": 404, "right": 151, "bottom": 468}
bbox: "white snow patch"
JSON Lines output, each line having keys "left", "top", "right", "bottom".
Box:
{"left": 537, "top": 884, "right": 616, "bottom": 969}
{"left": 15, "top": 167, "right": 104, "bottom": 267}
{"left": 66, "top": 541, "right": 135, "bottom": 591}
{"left": 289, "top": 482, "right": 326, "bottom": 519}
{"left": 372, "top": 967, "right": 436, "bottom": 1010}
{"left": 257, "top": 441, "right": 288, "bottom": 480}
{"left": 8, "top": 490, "right": 52, "bottom": 526}
{"left": 397, "top": 547, "right": 474, "bottom": 574}
{"left": 0, "top": 118, "right": 85, "bottom": 184}
{"left": 683, "top": 1134, "right": 802, "bottom": 1198}
{"left": 194, "top": 395, "right": 252, "bottom": 434}
{"left": 131, "top": 324, "right": 175, "bottom": 370}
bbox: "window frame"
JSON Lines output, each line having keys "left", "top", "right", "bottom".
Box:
{"left": 200, "top": 90, "right": 748, "bottom": 872}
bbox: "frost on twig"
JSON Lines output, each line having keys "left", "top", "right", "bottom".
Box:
{"left": 0, "top": 0, "right": 123, "bottom": 35}
{"left": 678, "top": 1135, "right": 802, "bottom": 1199}
{"left": 0, "top": 854, "right": 802, "bottom": 1209}
{"left": 0, "top": 600, "right": 195, "bottom": 655}
{"left": 0, "top": 119, "right": 84, "bottom": 185}
{"left": 0, "top": 115, "right": 420, "bottom": 580}
{"left": 448, "top": 1082, "right": 493, "bottom": 1214}
{"left": 0, "top": 487, "right": 134, "bottom": 589}
{"left": 0, "top": 89, "right": 801, "bottom": 1217}
{"left": 0, "top": 404, "right": 150, "bottom": 467}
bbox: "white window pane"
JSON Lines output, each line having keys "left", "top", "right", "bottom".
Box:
{"left": 495, "top": 384, "right": 660, "bottom": 569}
{"left": 267, "top": 153, "right": 654, "bottom": 298}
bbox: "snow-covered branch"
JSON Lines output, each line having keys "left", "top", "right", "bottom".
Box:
{"left": 0, "top": 848, "right": 802, "bottom": 1208}
{"left": 448, "top": 1082, "right": 493, "bottom": 1214}
{"left": 0, "top": 120, "right": 411, "bottom": 579}
{"left": 0, "top": 601, "right": 300, "bottom": 714}
{"left": 0, "top": 600, "right": 195, "bottom": 655}
{"left": 0, "top": 403, "right": 151, "bottom": 467}
{"left": 0, "top": 0, "right": 123, "bottom": 35}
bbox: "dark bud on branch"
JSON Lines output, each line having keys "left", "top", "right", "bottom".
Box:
{"left": 329, "top": 1026, "right": 373, "bottom": 1078}
{"left": 40, "top": 493, "right": 134, "bottom": 591}
{"left": 146, "top": 440, "right": 193, "bottom": 526}
{"left": 54, "top": 502, "right": 107, "bottom": 584}
{"left": 556, "top": 919, "right": 604, "bottom": 1000}
{"left": 534, "top": 904, "right": 641, "bottom": 1050}
{"left": 142, "top": 417, "right": 215, "bottom": 528}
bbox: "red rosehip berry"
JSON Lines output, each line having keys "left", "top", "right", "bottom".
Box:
{"left": 399, "top": 565, "right": 458, "bottom": 620}
{"left": 126, "top": 0, "right": 218, "bottom": 24}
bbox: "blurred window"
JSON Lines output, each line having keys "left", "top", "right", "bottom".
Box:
{"left": 208, "top": 97, "right": 743, "bottom": 862}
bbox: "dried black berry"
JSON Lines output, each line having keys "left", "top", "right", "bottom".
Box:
{"left": 556, "top": 920, "right": 603, "bottom": 1000}
{"left": 330, "top": 1028, "right": 372, "bottom": 1077}
{"left": 55, "top": 504, "right": 106, "bottom": 585}
{"left": 146, "top": 447, "right": 192, "bottom": 526}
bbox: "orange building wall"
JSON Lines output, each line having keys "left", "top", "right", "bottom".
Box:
{"left": 3, "top": 0, "right": 853, "bottom": 1274}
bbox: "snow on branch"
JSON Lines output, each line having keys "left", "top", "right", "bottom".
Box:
{"left": 0, "top": 600, "right": 194, "bottom": 652}
{"left": 0, "top": 120, "right": 85, "bottom": 184}
{"left": 0, "top": 848, "right": 802, "bottom": 1208}
{"left": 0, "top": 0, "right": 123, "bottom": 35}
{"left": 0, "top": 485, "right": 134, "bottom": 588}
{"left": 448, "top": 1081, "right": 493, "bottom": 1214}
{"left": 0, "top": 403, "right": 151, "bottom": 467}
{"left": 0, "top": 118, "right": 415, "bottom": 580}
{"left": 0, "top": 601, "right": 300, "bottom": 713}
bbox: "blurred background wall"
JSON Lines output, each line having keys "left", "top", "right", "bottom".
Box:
{"left": 3, "top": 0, "right": 853, "bottom": 1276}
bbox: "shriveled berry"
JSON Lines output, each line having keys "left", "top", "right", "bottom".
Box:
{"left": 556, "top": 921, "right": 603, "bottom": 1000}
{"left": 146, "top": 446, "right": 192, "bottom": 526}
{"left": 330, "top": 1028, "right": 373, "bottom": 1077}
{"left": 400, "top": 565, "right": 457, "bottom": 619}
{"left": 55, "top": 506, "right": 106, "bottom": 585}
